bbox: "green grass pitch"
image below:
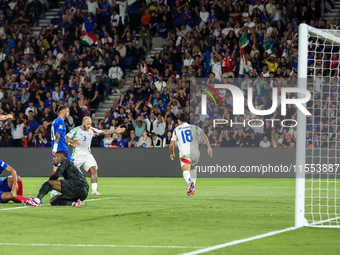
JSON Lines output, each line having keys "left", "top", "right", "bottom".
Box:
{"left": 0, "top": 178, "right": 339, "bottom": 255}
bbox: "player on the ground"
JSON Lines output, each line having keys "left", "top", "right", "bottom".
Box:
{"left": 29, "top": 151, "right": 89, "bottom": 207}
{"left": 0, "top": 114, "right": 13, "bottom": 121}
{"left": 170, "top": 113, "right": 212, "bottom": 196}
{"left": 0, "top": 159, "right": 34, "bottom": 205}
{"left": 66, "top": 116, "right": 125, "bottom": 195}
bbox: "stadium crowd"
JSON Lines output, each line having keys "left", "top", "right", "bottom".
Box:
{"left": 0, "top": 0, "right": 337, "bottom": 148}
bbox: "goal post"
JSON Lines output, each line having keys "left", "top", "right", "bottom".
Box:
{"left": 295, "top": 23, "right": 308, "bottom": 228}
{"left": 296, "top": 24, "right": 340, "bottom": 228}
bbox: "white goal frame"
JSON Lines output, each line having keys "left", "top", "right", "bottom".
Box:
{"left": 296, "top": 24, "right": 340, "bottom": 228}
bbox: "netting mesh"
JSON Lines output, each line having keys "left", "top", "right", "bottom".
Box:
{"left": 304, "top": 28, "right": 340, "bottom": 227}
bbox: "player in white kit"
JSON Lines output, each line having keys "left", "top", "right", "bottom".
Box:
{"left": 66, "top": 117, "right": 125, "bottom": 195}
{"left": 170, "top": 113, "right": 212, "bottom": 196}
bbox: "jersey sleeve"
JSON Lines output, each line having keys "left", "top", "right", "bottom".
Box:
{"left": 90, "top": 127, "right": 103, "bottom": 136}
{"left": 54, "top": 119, "right": 64, "bottom": 134}
{"left": 171, "top": 129, "right": 177, "bottom": 141}
{"left": 0, "top": 159, "right": 8, "bottom": 174}
{"left": 50, "top": 159, "right": 67, "bottom": 180}
{"left": 195, "top": 125, "right": 203, "bottom": 136}
{"left": 66, "top": 127, "right": 78, "bottom": 139}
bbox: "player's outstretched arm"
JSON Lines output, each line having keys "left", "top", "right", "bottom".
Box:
{"left": 170, "top": 141, "right": 176, "bottom": 160}
{"left": 200, "top": 130, "right": 213, "bottom": 157}
{"left": 0, "top": 114, "right": 13, "bottom": 121}
{"left": 101, "top": 127, "right": 126, "bottom": 135}
{"left": 5, "top": 165, "right": 18, "bottom": 193}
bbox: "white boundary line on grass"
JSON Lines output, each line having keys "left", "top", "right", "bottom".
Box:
{"left": 0, "top": 243, "right": 207, "bottom": 249}
{"left": 179, "top": 226, "right": 299, "bottom": 255}
{"left": 0, "top": 197, "right": 121, "bottom": 211}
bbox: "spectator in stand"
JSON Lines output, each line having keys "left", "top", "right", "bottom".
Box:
{"left": 132, "top": 116, "right": 146, "bottom": 138}
{"left": 151, "top": 132, "right": 162, "bottom": 148}
{"left": 25, "top": 100, "right": 37, "bottom": 116}
{"left": 245, "top": 131, "right": 260, "bottom": 147}
{"left": 127, "top": 129, "right": 138, "bottom": 148}
{"left": 218, "top": 129, "right": 234, "bottom": 147}
{"left": 282, "top": 132, "right": 296, "bottom": 147}
{"left": 102, "top": 134, "right": 113, "bottom": 148}
{"left": 34, "top": 132, "right": 48, "bottom": 148}
{"left": 115, "top": 132, "right": 125, "bottom": 148}
{"left": 209, "top": 129, "right": 220, "bottom": 147}
{"left": 10, "top": 118, "right": 25, "bottom": 147}
{"left": 162, "top": 130, "right": 172, "bottom": 148}
{"left": 84, "top": 81, "right": 99, "bottom": 111}
{"left": 259, "top": 135, "right": 271, "bottom": 148}
{"left": 137, "top": 129, "right": 152, "bottom": 148}
{"left": 108, "top": 60, "right": 125, "bottom": 93}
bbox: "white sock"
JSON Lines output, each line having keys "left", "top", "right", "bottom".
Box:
{"left": 190, "top": 169, "right": 197, "bottom": 187}
{"left": 92, "top": 183, "right": 98, "bottom": 192}
{"left": 183, "top": 170, "right": 190, "bottom": 184}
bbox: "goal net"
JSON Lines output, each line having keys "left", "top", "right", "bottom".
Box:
{"left": 296, "top": 24, "right": 340, "bottom": 228}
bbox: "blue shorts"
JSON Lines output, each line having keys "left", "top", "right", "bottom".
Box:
{"left": 0, "top": 177, "right": 11, "bottom": 203}
{"left": 52, "top": 150, "right": 72, "bottom": 166}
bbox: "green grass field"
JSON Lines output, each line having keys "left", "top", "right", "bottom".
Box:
{"left": 0, "top": 178, "right": 339, "bottom": 255}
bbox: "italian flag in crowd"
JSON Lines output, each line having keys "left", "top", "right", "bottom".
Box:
{"left": 240, "top": 34, "right": 249, "bottom": 73}
{"left": 81, "top": 23, "right": 98, "bottom": 46}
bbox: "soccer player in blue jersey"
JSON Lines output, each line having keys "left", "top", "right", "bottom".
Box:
{"left": 51, "top": 105, "right": 77, "bottom": 169}
{"left": 51, "top": 106, "right": 76, "bottom": 172}
{"left": 0, "top": 159, "right": 34, "bottom": 205}
{"left": 51, "top": 105, "right": 78, "bottom": 197}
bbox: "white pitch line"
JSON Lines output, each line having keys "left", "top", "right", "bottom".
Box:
{"left": 0, "top": 197, "right": 122, "bottom": 211}
{"left": 180, "top": 226, "right": 299, "bottom": 255}
{"left": 0, "top": 243, "right": 207, "bottom": 249}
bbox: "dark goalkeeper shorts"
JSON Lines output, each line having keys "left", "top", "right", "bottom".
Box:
{"left": 60, "top": 179, "right": 89, "bottom": 201}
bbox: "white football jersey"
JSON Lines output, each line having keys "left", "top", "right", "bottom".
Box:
{"left": 171, "top": 123, "right": 202, "bottom": 156}
{"left": 67, "top": 126, "right": 102, "bottom": 158}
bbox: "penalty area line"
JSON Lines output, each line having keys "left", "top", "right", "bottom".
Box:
{"left": 180, "top": 226, "right": 299, "bottom": 255}
{"left": 0, "top": 243, "right": 207, "bottom": 249}
{"left": 0, "top": 197, "right": 121, "bottom": 211}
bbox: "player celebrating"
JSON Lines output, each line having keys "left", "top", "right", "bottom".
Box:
{"left": 66, "top": 117, "right": 125, "bottom": 195}
{"left": 0, "top": 159, "right": 34, "bottom": 205}
{"left": 170, "top": 113, "right": 212, "bottom": 196}
{"left": 29, "top": 151, "right": 89, "bottom": 207}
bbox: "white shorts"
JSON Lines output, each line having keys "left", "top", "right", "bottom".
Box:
{"left": 73, "top": 155, "right": 98, "bottom": 173}
{"left": 179, "top": 152, "right": 200, "bottom": 168}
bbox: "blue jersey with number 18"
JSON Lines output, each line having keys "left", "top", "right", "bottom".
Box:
{"left": 51, "top": 117, "right": 68, "bottom": 154}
